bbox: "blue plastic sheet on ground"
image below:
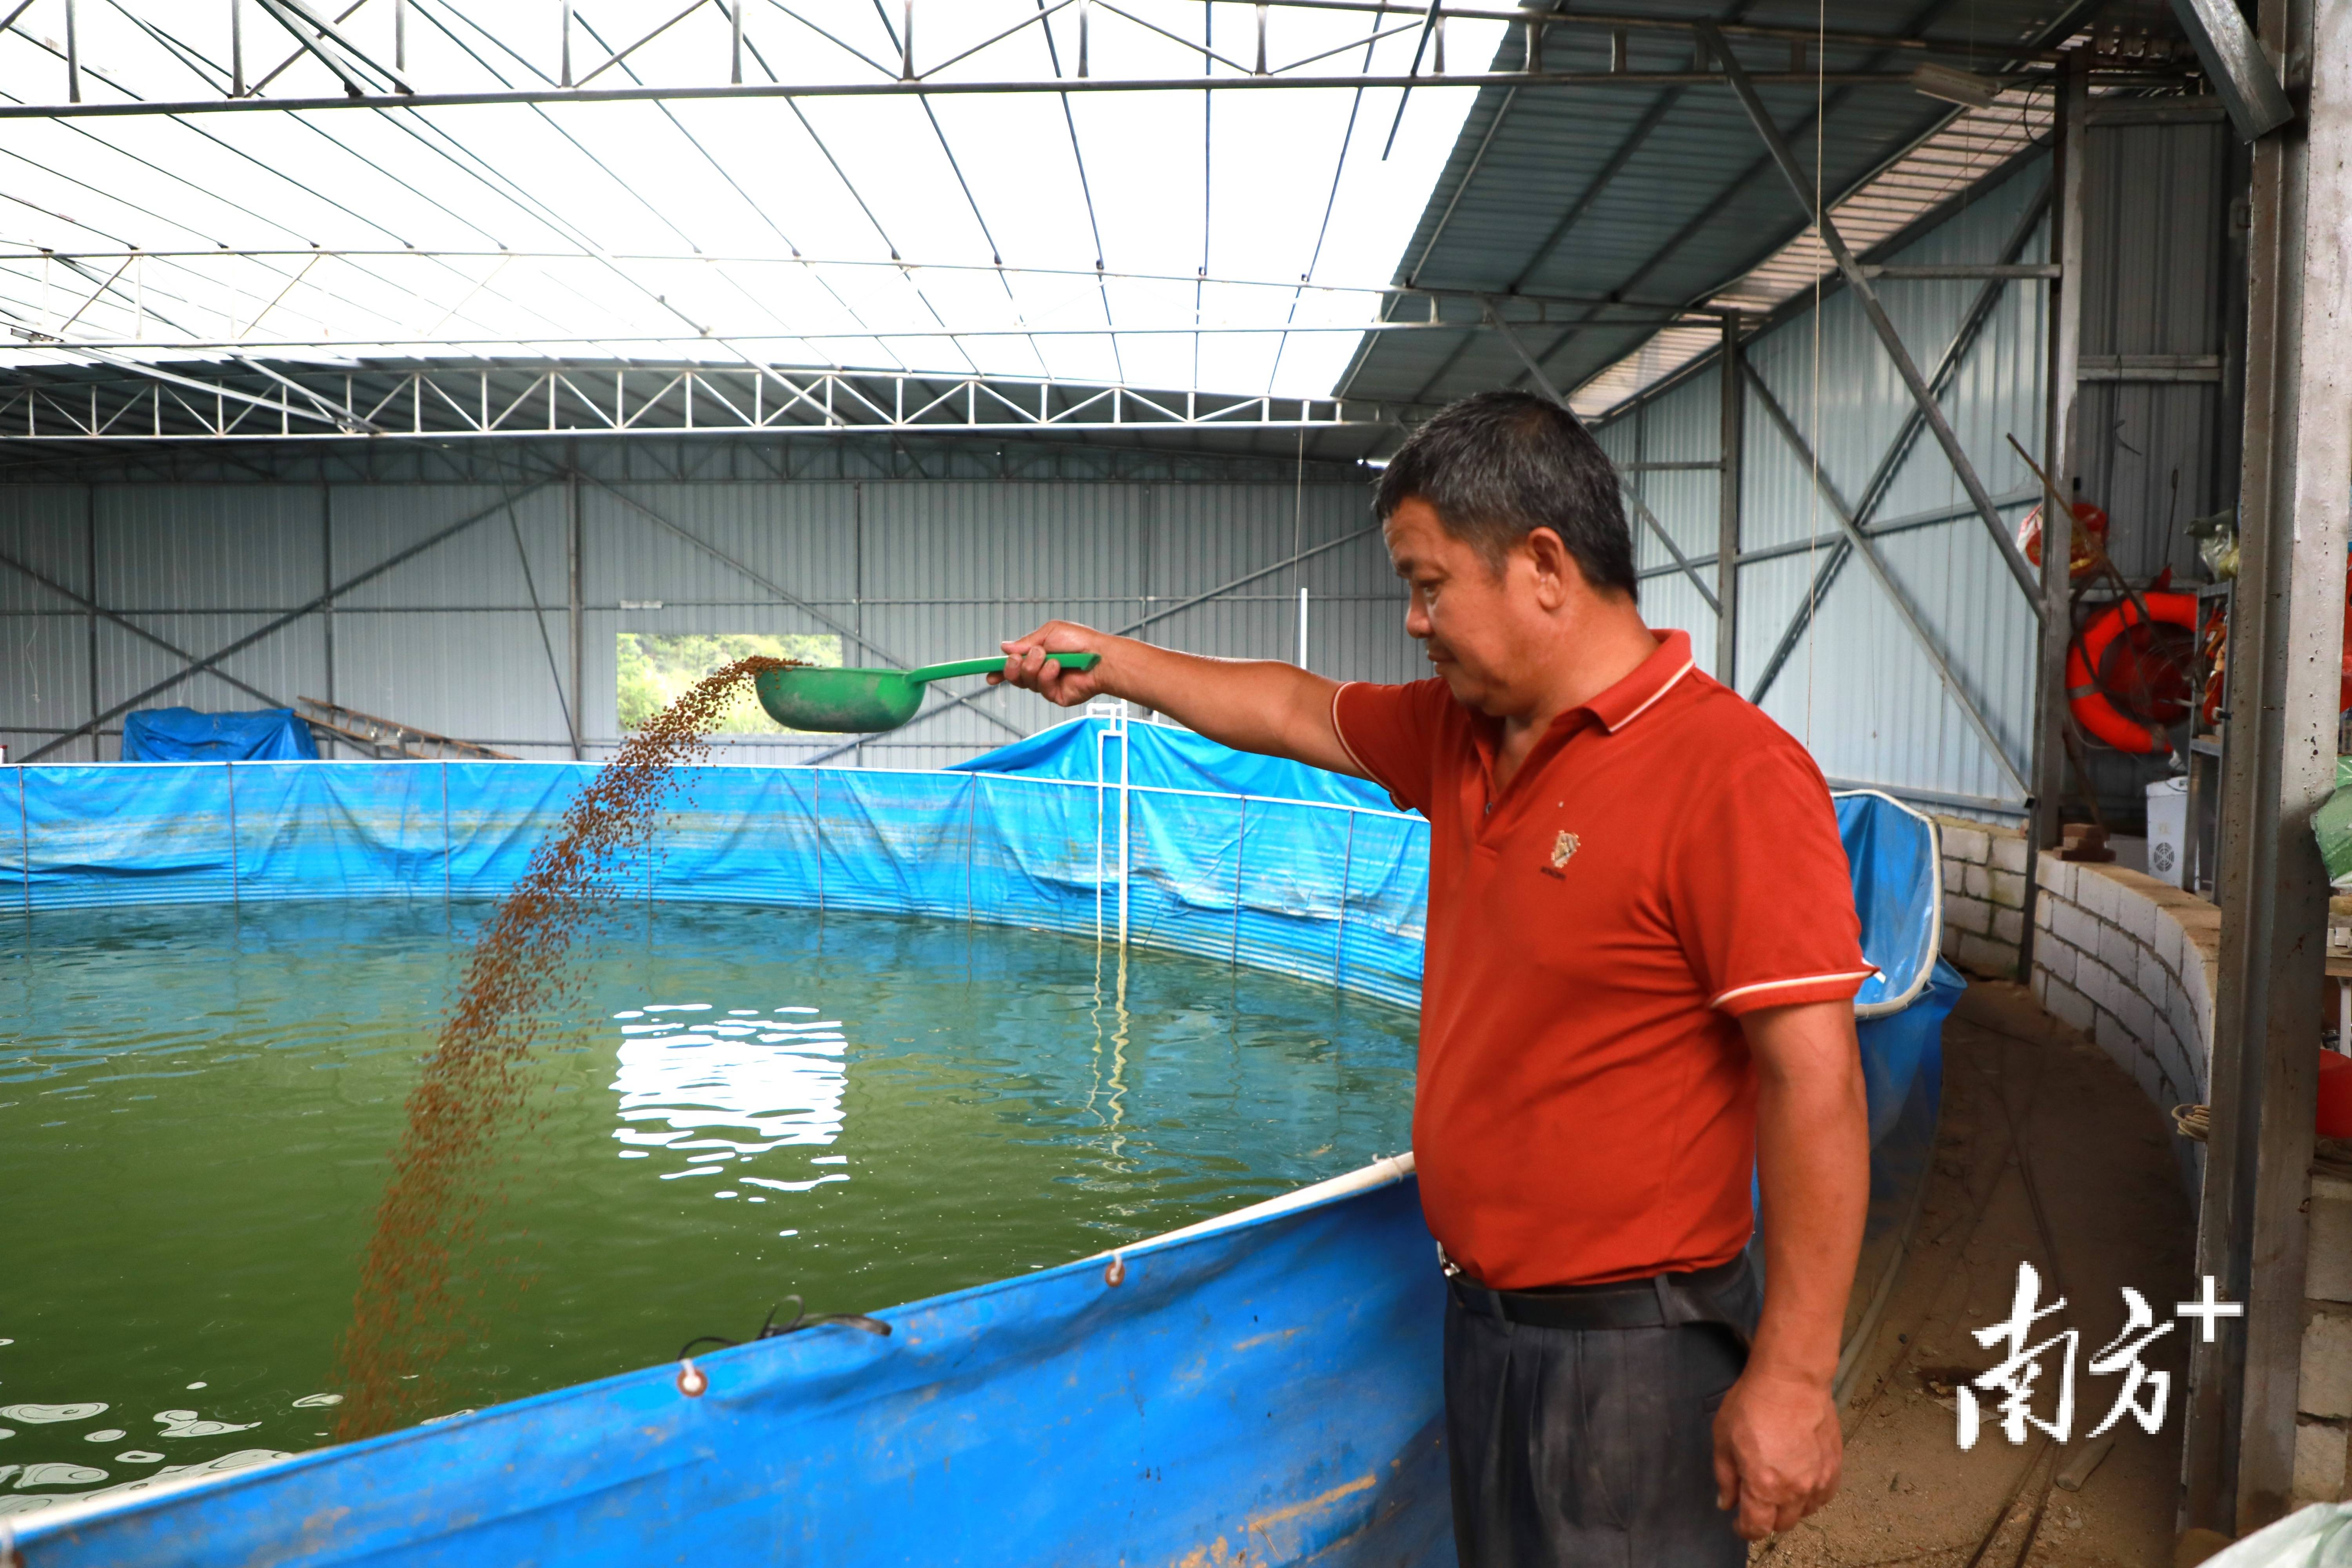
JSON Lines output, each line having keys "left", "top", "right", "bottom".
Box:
{"left": 119, "top": 707, "right": 319, "bottom": 762}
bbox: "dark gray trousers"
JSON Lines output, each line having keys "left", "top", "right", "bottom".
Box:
{"left": 1443, "top": 1271, "right": 1759, "bottom": 1568}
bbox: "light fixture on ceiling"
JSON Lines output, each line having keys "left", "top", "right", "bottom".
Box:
{"left": 1910, "top": 62, "right": 2002, "bottom": 110}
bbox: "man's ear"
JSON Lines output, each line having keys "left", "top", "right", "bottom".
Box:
{"left": 1523, "top": 527, "right": 1582, "bottom": 610}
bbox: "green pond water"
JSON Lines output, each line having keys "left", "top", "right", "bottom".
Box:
{"left": 0, "top": 900, "right": 1417, "bottom": 1513}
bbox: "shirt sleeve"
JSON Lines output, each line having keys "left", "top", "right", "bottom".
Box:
{"left": 1669, "top": 742, "right": 1875, "bottom": 1015}
{"left": 1330, "top": 679, "right": 1452, "bottom": 817}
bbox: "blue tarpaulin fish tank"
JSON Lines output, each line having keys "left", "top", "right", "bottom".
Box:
{"left": 2, "top": 712, "right": 1959, "bottom": 1566}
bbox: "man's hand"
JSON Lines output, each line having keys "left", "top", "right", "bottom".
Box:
{"left": 991, "top": 620, "right": 1113, "bottom": 708}
{"left": 1712, "top": 1363, "right": 1842, "bottom": 1540}
{"left": 1721, "top": 996, "right": 1868, "bottom": 1541}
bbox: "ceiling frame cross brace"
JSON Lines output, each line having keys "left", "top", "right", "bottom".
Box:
{"left": 250, "top": 0, "right": 411, "bottom": 96}
{"left": 1742, "top": 176, "right": 2055, "bottom": 708}
{"left": 22, "top": 479, "right": 554, "bottom": 762}
{"left": 1745, "top": 359, "right": 2029, "bottom": 797}
{"left": 1701, "top": 20, "right": 2044, "bottom": 617}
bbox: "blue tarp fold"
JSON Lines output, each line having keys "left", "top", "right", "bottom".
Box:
{"left": 952, "top": 713, "right": 1395, "bottom": 810}
{"left": 120, "top": 708, "right": 318, "bottom": 762}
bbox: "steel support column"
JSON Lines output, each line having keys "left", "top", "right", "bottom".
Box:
{"left": 2185, "top": 0, "right": 2352, "bottom": 1535}
{"left": 321, "top": 481, "right": 336, "bottom": 758}
{"left": 2034, "top": 54, "right": 2087, "bottom": 854}
{"left": 1716, "top": 310, "right": 1742, "bottom": 686}
{"left": 2023, "top": 51, "right": 2087, "bottom": 984}
{"left": 84, "top": 484, "right": 98, "bottom": 761}
{"left": 565, "top": 463, "right": 583, "bottom": 761}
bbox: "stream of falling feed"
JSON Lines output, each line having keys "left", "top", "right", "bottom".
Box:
{"left": 328, "top": 657, "right": 792, "bottom": 1439}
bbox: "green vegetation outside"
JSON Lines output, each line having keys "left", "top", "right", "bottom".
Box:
{"left": 615, "top": 632, "right": 842, "bottom": 734}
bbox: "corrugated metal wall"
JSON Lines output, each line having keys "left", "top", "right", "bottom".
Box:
{"left": 1594, "top": 118, "right": 2231, "bottom": 820}
{"left": 1, "top": 121, "right": 2229, "bottom": 798}
{"left": 0, "top": 467, "right": 1413, "bottom": 768}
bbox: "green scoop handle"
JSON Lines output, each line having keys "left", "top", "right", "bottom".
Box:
{"left": 752, "top": 651, "right": 1101, "bottom": 735}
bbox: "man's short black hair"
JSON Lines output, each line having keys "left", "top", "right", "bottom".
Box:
{"left": 1374, "top": 390, "right": 1637, "bottom": 600}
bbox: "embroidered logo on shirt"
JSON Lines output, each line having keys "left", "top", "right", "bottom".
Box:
{"left": 1548, "top": 831, "right": 1581, "bottom": 869}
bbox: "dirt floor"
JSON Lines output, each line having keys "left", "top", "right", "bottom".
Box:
{"left": 1754, "top": 979, "right": 2198, "bottom": 1568}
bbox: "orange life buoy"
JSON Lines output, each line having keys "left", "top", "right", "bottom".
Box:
{"left": 2067, "top": 591, "right": 2198, "bottom": 755}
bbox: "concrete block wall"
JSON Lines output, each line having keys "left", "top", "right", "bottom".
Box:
{"left": 1929, "top": 821, "right": 2352, "bottom": 1507}
{"left": 1935, "top": 817, "right": 2031, "bottom": 976}
{"left": 2027, "top": 856, "right": 2219, "bottom": 1129}
{"left": 1935, "top": 817, "right": 2218, "bottom": 1196}
{"left": 2299, "top": 1172, "right": 2352, "bottom": 1503}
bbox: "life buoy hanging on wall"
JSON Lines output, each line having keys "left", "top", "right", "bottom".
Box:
{"left": 2067, "top": 591, "right": 2200, "bottom": 755}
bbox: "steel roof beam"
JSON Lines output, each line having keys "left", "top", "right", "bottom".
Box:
{"left": 0, "top": 362, "right": 1428, "bottom": 441}
{"left": 0, "top": 67, "right": 2058, "bottom": 120}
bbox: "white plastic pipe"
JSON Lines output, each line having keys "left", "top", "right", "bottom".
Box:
{"left": 1090, "top": 1151, "right": 1415, "bottom": 1262}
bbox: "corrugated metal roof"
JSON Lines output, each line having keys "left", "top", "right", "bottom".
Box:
{"left": 1336, "top": 0, "right": 2188, "bottom": 415}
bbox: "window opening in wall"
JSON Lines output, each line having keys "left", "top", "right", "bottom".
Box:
{"left": 616, "top": 633, "right": 842, "bottom": 734}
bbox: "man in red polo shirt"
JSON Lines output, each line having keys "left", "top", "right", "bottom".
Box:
{"left": 993, "top": 390, "right": 1872, "bottom": 1563}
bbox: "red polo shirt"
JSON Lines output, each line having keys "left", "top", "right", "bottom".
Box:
{"left": 1333, "top": 629, "right": 1871, "bottom": 1289}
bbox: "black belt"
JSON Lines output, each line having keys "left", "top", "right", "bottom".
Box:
{"left": 1446, "top": 1255, "right": 1755, "bottom": 1351}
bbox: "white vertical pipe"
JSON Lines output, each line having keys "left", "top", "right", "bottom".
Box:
{"left": 1296, "top": 586, "right": 1309, "bottom": 668}
{"left": 64, "top": 0, "right": 80, "bottom": 102}
{"left": 1094, "top": 722, "right": 1107, "bottom": 942}
{"left": 1230, "top": 798, "right": 1247, "bottom": 963}
{"left": 395, "top": 0, "right": 406, "bottom": 71}
{"left": 560, "top": 1, "right": 573, "bottom": 86}
{"left": 1117, "top": 706, "right": 1130, "bottom": 949}
{"left": 730, "top": 0, "right": 743, "bottom": 83}
{"left": 230, "top": 0, "right": 245, "bottom": 95}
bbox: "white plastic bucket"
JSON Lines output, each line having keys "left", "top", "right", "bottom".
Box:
{"left": 2147, "top": 776, "right": 2189, "bottom": 889}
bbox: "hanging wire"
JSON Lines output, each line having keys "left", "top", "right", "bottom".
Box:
{"left": 16, "top": 14, "right": 572, "bottom": 347}
{"left": 1029, "top": 0, "right": 1125, "bottom": 384}
{"left": 1265, "top": 2, "right": 1388, "bottom": 394}
{"left": 1803, "top": 0, "right": 1824, "bottom": 746}
{"left": 572, "top": 4, "right": 985, "bottom": 378}
{"left": 857, "top": 0, "right": 1050, "bottom": 377}
{"left": 387, "top": 0, "right": 893, "bottom": 368}
{"left": 1197, "top": 0, "right": 1211, "bottom": 390}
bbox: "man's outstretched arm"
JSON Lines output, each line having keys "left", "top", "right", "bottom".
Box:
{"left": 1713, "top": 996, "right": 1869, "bottom": 1541}
{"left": 991, "top": 619, "right": 1367, "bottom": 779}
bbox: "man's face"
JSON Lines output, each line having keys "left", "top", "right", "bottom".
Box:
{"left": 1383, "top": 497, "right": 1555, "bottom": 717}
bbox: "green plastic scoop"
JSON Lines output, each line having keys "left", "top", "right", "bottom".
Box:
{"left": 753, "top": 652, "right": 1100, "bottom": 734}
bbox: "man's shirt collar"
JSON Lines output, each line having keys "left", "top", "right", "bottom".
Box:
{"left": 1580, "top": 628, "right": 1697, "bottom": 733}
